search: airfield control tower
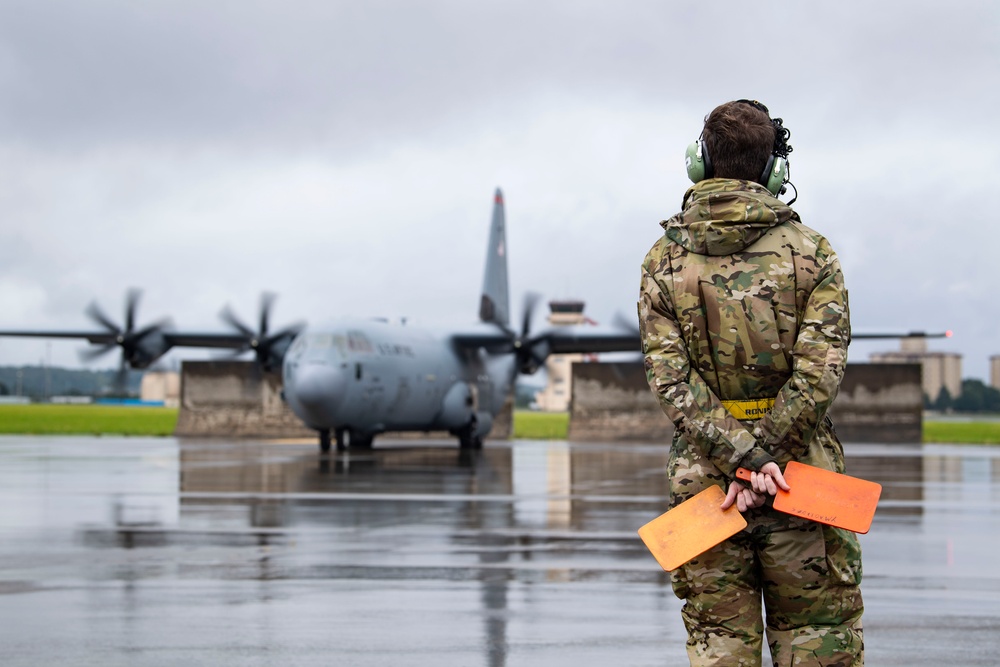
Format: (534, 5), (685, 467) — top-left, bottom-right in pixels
(534, 300), (594, 412)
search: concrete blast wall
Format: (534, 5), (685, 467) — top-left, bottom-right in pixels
(567, 362), (675, 442)
(827, 362), (923, 443)
(175, 360), (512, 440)
(568, 361), (923, 444)
(175, 361), (314, 438)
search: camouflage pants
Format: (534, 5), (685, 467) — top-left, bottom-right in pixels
(670, 518), (864, 666)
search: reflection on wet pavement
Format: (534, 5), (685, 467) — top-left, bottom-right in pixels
(1, 436), (999, 666)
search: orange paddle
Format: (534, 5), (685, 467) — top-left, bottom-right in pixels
(639, 462), (883, 572)
(637, 485), (747, 571)
(736, 461), (882, 534)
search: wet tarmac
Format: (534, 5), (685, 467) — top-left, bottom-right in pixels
(1, 435), (999, 666)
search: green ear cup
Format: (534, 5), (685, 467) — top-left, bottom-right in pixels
(688, 137), (787, 195)
(685, 140), (707, 183)
(764, 156), (788, 195)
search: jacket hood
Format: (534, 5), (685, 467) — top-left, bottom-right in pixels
(661, 179), (798, 256)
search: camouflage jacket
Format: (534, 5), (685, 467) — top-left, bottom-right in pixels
(639, 179), (850, 500)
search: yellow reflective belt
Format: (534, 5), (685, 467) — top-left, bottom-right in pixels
(721, 398), (775, 421)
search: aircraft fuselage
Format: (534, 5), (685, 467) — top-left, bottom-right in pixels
(282, 320), (514, 444)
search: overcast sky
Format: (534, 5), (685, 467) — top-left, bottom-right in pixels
(0, 1), (996, 380)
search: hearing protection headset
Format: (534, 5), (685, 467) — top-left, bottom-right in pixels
(685, 99), (793, 197)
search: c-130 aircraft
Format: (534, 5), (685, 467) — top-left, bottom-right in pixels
(279, 188), (641, 451)
(0, 189), (949, 452)
(0, 190), (637, 452)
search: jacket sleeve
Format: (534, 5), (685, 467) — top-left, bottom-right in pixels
(751, 250), (851, 463)
(639, 263), (776, 476)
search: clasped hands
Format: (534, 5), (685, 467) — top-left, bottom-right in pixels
(720, 462), (791, 513)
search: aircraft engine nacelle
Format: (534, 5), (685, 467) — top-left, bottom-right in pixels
(437, 382), (475, 430)
(127, 330), (173, 369)
(472, 411), (493, 437)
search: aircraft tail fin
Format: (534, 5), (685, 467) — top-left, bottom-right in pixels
(479, 188), (510, 327)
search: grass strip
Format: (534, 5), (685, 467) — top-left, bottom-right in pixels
(923, 420), (1000, 445)
(513, 410), (569, 439)
(0, 404), (179, 436)
(2, 405), (995, 444)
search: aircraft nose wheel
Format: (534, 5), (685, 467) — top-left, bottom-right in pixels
(337, 428), (373, 450)
(319, 429), (332, 454)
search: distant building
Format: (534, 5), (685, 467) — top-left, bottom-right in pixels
(141, 371), (180, 408)
(534, 300), (594, 412)
(869, 337), (961, 402)
(991, 355), (1000, 392)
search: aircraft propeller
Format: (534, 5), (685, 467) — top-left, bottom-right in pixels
(499, 292), (551, 375)
(219, 292), (305, 372)
(79, 289), (172, 393)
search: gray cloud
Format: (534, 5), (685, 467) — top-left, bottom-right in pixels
(0, 0), (996, 377)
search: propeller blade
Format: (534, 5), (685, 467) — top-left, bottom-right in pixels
(528, 336), (552, 368)
(85, 302), (120, 333)
(80, 289), (172, 371)
(259, 292), (276, 337)
(220, 293), (303, 371)
(266, 321), (306, 343)
(220, 306), (255, 338)
(133, 317), (173, 340)
(115, 354), (128, 396)
(124, 288), (141, 333)
(79, 343), (118, 362)
(520, 292), (541, 338)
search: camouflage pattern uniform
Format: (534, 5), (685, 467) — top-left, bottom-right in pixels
(639, 178), (864, 666)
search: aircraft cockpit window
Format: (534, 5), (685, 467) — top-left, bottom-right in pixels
(346, 331), (374, 354)
(308, 334), (336, 348)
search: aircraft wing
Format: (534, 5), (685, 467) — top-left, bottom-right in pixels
(853, 331), (952, 340)
(449, 325), (951, 356)
(449, 329), (515, 353)
(540, 328), (951, 350)
(0, 329), (123, 345)
(0, 329), (252, 350)
(161, 332), (253, 349)
(542, 327), (640, 354)
(450, 325), (640, 355)
(0, 327), (297, 370)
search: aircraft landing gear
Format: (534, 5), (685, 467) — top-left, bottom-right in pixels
(319, 429), (332, 454)
(337, 428), (373, 450)
(457, 419), (483, 450)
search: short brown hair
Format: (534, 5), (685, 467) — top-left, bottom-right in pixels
(703, 101), (775, 182)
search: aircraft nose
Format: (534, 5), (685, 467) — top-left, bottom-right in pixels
(287, 363), (348, 424)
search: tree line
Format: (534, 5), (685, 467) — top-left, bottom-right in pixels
(926, 379), (1000, 413)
